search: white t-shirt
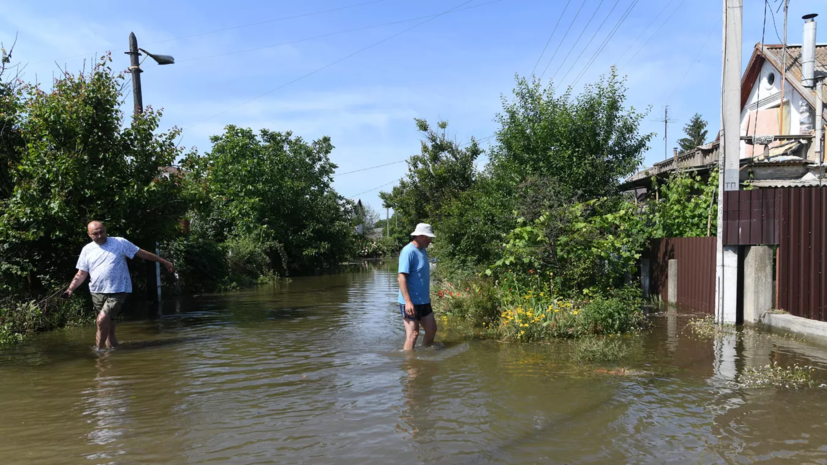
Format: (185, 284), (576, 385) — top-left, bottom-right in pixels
(76, 237), (140, 294)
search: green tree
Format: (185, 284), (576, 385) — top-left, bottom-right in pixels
(0, 56), (186, 297)
(379, 119), (482, 241)
(181, 126), (353, 273)
(677, 113), (709, 152)
(489, 69), (652, 200)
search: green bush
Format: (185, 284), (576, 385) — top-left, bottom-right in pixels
(226, 235), (275, 287)
(163, 237), (228, 293)
(582, 296), (646, 335)
(0, 295), (91, 345)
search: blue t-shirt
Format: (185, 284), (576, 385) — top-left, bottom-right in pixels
(398, 242), (430, 305)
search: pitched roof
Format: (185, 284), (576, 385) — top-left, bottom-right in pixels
(742, 43), (827, 121)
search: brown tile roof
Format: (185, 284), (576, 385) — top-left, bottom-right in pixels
(759, 43), (827, 111)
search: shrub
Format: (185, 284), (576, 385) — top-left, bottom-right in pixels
(582, 295), (646, 335)
(163, 237), (228, 293)
(226, 235), (275, 287)
(0, 295), (91, 345)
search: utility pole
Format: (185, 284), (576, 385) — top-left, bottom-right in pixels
(779, 0), (789, 134)
(126, 32), (160, 304)
(715, 0), (742, 325)
(386, 208), (390, 238)
(126, 32), (175, 304)
(654, 106), (675, 160)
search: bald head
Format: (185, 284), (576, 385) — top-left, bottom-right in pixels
(87, 221), (108, 245)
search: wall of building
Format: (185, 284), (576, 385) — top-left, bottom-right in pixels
(739, 61), (811, 159)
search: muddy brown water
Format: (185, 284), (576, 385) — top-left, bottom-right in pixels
(3, 262), (827, 464)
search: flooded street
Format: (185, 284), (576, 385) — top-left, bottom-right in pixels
(3, 263), (827, 464)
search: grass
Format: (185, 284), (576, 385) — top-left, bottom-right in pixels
(572, 337), (631, 362)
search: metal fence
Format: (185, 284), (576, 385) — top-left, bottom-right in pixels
(777, 187), (827, 320)
(644, 237), (717, 314)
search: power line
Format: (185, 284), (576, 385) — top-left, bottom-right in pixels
(619, 0), (686, 71)
(337, 160), (407, 176)
(182, 0), (478, 132)
(349, 178), (401, 198)
(570, 0), (639, 88)
(556, 0), (621, 86)
(766, 0), (783, 43)
(548, 0), (607, 83)
(176, 0), (507, 64)
(531, 0), (572, 76)
(614, 0), (676, 66)
(31, 0), (392, 65)
(665, 19), (720, 105)
(539, 0), (588, 79)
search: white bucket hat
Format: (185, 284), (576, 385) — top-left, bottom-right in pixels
(410, 223), (436, 238)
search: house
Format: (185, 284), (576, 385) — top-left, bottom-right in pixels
(623, 42), (827, 193)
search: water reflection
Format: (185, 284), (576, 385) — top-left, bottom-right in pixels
(3, 267), (827, 464)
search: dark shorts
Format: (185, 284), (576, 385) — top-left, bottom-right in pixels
(91, 293), (128, 320)
(399, 302), (433, 321)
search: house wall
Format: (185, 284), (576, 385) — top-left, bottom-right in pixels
(740, 61), (811, 159)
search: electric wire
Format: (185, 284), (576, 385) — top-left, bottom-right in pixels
(665, 19), (720, 105)
(748, 0), (769, 143)
(548, 0), (607, 83)
(181, 0), (477, 132)
(349, 178), (402, 198)
(766, 0), (783, 43)
(614, 0), (676, 67)
(176, 0), (507, 64)
(556, 0), (620, 86)
(538, 0), (588, 79)
(619, 0), (686, 71)
(530, 0), (572, 76)
(570, 0), (639, 87)
(31, 0), (393, 65)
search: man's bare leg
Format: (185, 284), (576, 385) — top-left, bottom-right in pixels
(96, 312), (110, 350)
(107, 320), (118, 348)
(420, 313), (437, 347)
(403, 318), (420, 351)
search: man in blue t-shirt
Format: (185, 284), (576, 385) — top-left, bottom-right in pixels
(398, 223), (437, 351)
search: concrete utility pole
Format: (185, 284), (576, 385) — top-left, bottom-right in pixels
(715, 0), (742, 325)
(126, 32), (175, 304)
(779, 0), (789, 134)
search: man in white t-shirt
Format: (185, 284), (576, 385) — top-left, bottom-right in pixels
(63, 221), (175, 350)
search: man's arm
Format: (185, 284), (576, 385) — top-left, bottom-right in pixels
(134, 249), (175, 273)
(398, 273), (414, 317)
(63, 270), (89, 298)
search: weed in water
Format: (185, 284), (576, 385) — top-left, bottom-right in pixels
(736, 362), (823, 389)
(573, 337), (631, 363)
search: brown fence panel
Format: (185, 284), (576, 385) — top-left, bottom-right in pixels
(722, 190), (779, 245)
(645, 237), (717, 314)
(777, 187), (826, 320)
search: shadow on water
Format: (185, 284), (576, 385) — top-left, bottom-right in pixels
(110, 335), (217, 352)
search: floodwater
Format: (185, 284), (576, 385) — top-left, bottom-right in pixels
(3, 262), (827, 464)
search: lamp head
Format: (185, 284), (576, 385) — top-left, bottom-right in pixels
(139, 48), (175, 65)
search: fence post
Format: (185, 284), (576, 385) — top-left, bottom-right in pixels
(743, 245), (774, 324)
(641, 258), (651, 299)
(668, 259), (678, 304)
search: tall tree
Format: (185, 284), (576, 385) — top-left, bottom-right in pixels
(489, 69), (652, 200)
(677, 113), (708, 152)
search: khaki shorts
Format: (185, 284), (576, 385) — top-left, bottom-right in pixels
(91, 293), (128, 320)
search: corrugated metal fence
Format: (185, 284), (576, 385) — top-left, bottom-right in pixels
(645, 237), (717, 314)
(777, 188), (827, 320)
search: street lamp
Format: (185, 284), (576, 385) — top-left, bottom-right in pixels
(125, 32), (175, 116)
(125, 31), (174, 303)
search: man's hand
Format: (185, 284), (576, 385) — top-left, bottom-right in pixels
(61, 290), (72, 300)
(162, 260), (175, 274)
(405, 301), (415, 317)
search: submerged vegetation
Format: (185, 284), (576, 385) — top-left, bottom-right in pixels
(736, 362), (821, 389)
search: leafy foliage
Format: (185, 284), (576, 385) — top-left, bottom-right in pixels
(489, 69), (652, 199)
(181, 126), (354, 274)
(650, 167), (718, 238)
(0, 56), (187, 297)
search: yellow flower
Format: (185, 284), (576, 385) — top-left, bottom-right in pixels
(573, 310), (579, 315)
(554, 309), (559, 313)
(540, 293), (544, 297)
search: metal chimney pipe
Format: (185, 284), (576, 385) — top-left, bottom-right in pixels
(802, 14), (818, 88)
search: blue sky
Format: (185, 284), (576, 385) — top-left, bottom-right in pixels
(1, 0), (823, 212)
